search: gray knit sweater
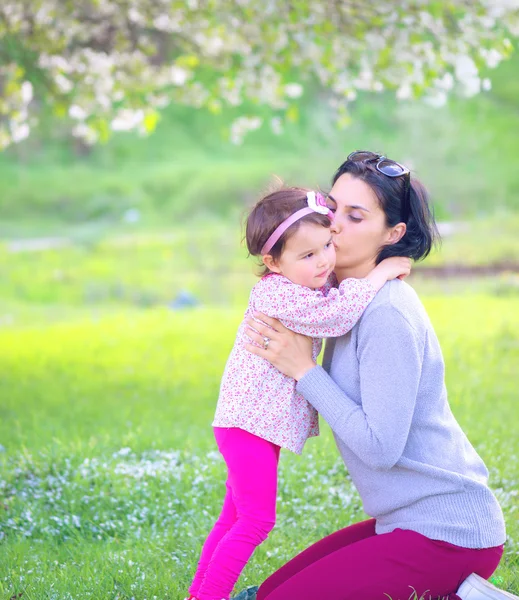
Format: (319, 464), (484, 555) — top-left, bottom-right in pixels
(297, 279), (506, 549)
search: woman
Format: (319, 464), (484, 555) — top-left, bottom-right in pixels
(244, 152), (511, 600)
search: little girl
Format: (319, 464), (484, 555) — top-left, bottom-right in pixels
(186, 187), (410, 600)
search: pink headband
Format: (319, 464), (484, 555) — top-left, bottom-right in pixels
(261, 191), (334, 255)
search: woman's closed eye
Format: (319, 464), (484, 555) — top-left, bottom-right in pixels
(349, 214), (362, 223)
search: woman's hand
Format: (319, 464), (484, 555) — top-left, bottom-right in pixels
(244, 312), (316, 381)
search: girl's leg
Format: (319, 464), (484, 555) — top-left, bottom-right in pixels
(197, 428), (280, 600)
(257, 519), (376, 600)
(188, 479), (237, 597)
(258, 527), (504, 600)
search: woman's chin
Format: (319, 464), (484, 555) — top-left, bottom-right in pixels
(333, 259), (352, 269)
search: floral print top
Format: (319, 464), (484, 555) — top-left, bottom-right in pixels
(212, 273), (377, 454)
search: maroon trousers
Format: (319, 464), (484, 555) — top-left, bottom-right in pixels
(257, 519), (503, 600)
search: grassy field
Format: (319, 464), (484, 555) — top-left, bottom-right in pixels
(2, 211), (519, 318)
(0, 296), (518, 599)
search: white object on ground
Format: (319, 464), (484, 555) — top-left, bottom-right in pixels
(457, 573), (519, 599)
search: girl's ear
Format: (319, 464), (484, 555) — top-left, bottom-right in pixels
(262, 254), (282, 274)
(386, 222), (407, 245)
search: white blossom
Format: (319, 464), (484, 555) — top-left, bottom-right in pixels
(21, 81), (33, 104)
(423, 90), (448, 108)
(284, 83), (304, 99)
(11, 122), (30, 143)
(230, 116), (262, 145)
(69, 105), (87, 120)
(0, 0), (517, 147)
(482, 78), (492, 91)
(170, 66), (189, 86)
(111, 109), (144, 131)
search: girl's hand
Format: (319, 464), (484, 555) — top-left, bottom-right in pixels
(366, 256), (412, 291)
(244, 312), (316, 381)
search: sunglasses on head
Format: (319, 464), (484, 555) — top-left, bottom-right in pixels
(347, 151), (411, 223)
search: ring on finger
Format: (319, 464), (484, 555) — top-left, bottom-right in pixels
(263, 336), (270, 350)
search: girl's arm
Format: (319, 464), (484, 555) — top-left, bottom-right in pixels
(252, 275), (377, 338)
(253, 257), (410, 338)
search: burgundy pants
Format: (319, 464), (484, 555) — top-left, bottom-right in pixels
(257, 519), (503, 600)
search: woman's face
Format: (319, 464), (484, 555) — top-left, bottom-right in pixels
(327, 173), (395, 273)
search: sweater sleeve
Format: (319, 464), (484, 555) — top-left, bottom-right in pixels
(296, 304), (425, 470)
(252, 275), (377, 338)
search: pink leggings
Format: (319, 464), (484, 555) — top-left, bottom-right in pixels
(257, 518), (504, 600)
(189, 427), (280, 600)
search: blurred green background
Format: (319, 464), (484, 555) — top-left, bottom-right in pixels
(2, 53), (519, 314)
(1, 43), (519, 600)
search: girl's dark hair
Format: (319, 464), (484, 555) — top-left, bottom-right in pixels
(246, 186), (332, 276)
(332, 157), (440, 263)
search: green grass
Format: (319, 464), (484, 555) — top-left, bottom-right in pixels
(0, 297), (518, 599)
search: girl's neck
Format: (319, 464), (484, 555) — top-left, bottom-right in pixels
(335, 262), (375, 283)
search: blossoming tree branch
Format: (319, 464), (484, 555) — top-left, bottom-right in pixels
(1, 0), (518, 148)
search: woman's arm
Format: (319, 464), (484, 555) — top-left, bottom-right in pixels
(245, 305), (425, 471)
(299, 305), (424, 470)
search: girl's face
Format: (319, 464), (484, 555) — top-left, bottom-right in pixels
(327, 174), (395, 273)
(265, 222), (336, 289)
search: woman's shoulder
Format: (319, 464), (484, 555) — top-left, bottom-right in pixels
(360, 279), (431, 336)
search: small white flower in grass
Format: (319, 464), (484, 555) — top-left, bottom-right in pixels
(206, 451), (222, 462)
(115, 447), (132, 457)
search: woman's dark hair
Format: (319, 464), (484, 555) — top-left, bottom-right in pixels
(246, 186), (332, 277)
(332, 156), (440, 263)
